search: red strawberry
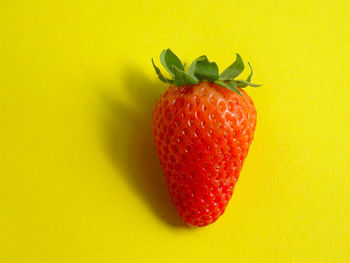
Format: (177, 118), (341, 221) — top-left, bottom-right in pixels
(152, 49), (261, 226)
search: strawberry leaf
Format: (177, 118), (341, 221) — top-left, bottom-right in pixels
(246, 62), (253, 82)
(237, 62), (254, 88)
(214, 80), (242, 96)
(173, 65), (199, 86)
(194, 60), (219, 82)
(236, 79), (261, 87)
(152, 58), (174, 84)
(152, 49), (262, 91)
(219, 53), (245, 80)
(160, 49), (184, 76)
(188, 55), (208, 78)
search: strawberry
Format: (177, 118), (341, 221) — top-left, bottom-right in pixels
(152, 49), (261, 226)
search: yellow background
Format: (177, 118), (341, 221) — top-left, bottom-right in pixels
(1, 0), (349, 262)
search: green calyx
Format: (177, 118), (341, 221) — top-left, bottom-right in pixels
(152, 49), (261, 96)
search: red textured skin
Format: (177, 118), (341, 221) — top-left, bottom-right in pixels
(152, 82), (257, 226)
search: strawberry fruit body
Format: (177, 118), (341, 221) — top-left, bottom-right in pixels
(152, 49), (261, 226)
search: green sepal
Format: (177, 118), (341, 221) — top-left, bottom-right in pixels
(160, 49), (184, 76)
(214, 80), (242, 96)
(219, 53), (245, 80)
(236, 79), (262, 88)
(152, 49), (261, 90)
(188, 55), (208, 78)
(194, 60), (219, 82)
(246, 62), (253, 82)
(236, 62), (257, 88)
(172, 65), (199, 86)
(151, 58), (174, 84)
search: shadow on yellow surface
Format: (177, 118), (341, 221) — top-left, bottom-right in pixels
(99, 67), (187, 228)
